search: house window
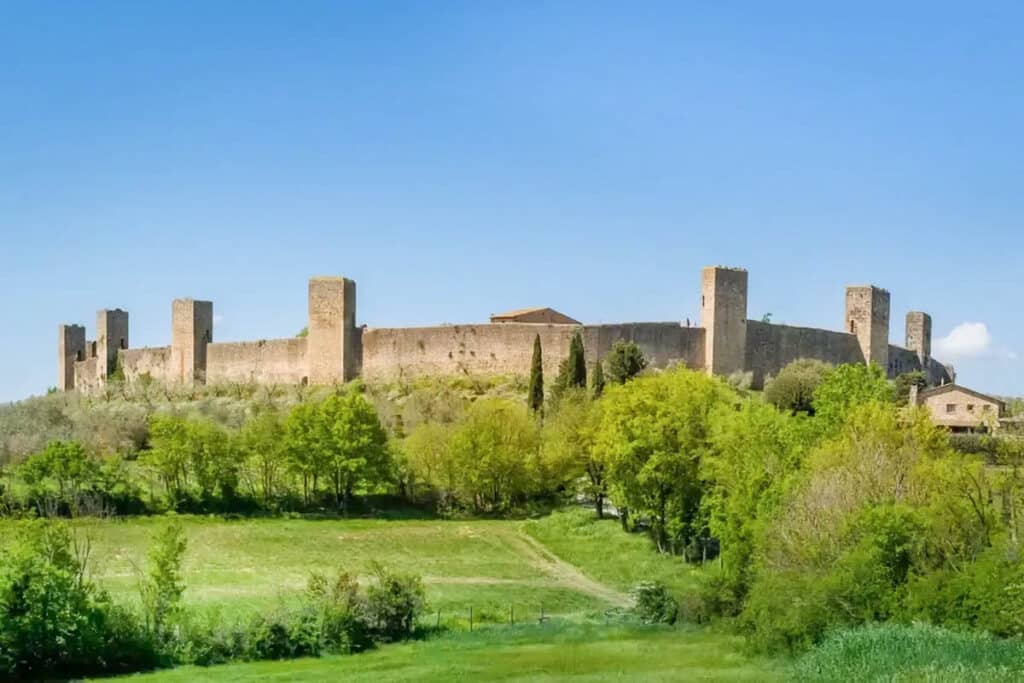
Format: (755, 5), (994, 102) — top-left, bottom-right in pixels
(849, 320), (856, 333)
(967, 404), (976, 413)
(946, 404), (956, 414)
(983, 405), (993, 412)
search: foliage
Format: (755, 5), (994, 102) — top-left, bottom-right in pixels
(527, 334), (544, 414)
(0, 520), (157, 679)
(740, 402), (1006, 651)
(631, 581), (678, 625)
(566, 331), (587, 390)
(541, 390), (605, 515)
(603, 341), (647, 385)
(140, 522), (188, 644)
(596, 367), (734, 553)
(894, 370), (927, 403)
(700, 401), (811, 613)
(763, 359), (832, 414)
(591, 359), (605, 398)
(363, 564), (426, 642)
(811, 362), (894, 433)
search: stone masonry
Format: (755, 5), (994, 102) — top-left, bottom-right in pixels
(58, 265), (955, 392)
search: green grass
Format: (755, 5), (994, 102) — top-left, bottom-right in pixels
(106, 622), (783, 682)
(17, 515), (618, 622)
(792, 622), (1024, 682)
(523, 507), (705, 599)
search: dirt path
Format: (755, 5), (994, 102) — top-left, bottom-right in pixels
(498, 528), (633, 609)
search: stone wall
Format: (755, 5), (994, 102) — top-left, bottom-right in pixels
(120, 346), (173, 383)
(361, 322), (704, 383)
(745, 320), (864, 388)
(206, 338), (309, 385)
(72, 357), (100, 392)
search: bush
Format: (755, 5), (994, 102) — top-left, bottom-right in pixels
(0, 520), (156, 679)
(764, 359), (832, 414)
(364, 564), (426, 642)
(604, 341), (648, 385)
(631, 581), (678, 625)
(246, 609), (322, 661)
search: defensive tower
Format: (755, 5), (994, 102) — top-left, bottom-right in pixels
(700, 266), (748, 377)
(845, 285), (890, 369)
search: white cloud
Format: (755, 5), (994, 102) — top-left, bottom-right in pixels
(934, 322), (993, 358)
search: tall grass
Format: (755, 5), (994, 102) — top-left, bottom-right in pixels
(792, 622), (1024, 682)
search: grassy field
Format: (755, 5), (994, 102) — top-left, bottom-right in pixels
(107, 623), (782, 682)
(4, 509), (786, 681)
(0, 508), (701, 624)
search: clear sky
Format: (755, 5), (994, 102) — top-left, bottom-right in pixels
(2, 2), (1022, 402)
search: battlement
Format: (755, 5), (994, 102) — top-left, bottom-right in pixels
(57, 266), (954, 392)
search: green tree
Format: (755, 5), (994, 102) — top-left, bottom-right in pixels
(895, 370), (927, 403)
(604, 341), (647, 384)
(566, 332), (587, 389)
(527, 334), (544, 414)
(541, 390), (606, 516)
(596, 367), (733, 552)
(448, 399), (541, 511)
(591, 360), (605, 398)
(763, 359), (833, 415)
(284, 401), (332, 504)
(701, 401), (810, 612)
(402, 422), (457, 504)
(19, 440), (98, 502)
(238, 410), (287, 503)
(812, 362), (895, 433)
(319, 392), (391, 513)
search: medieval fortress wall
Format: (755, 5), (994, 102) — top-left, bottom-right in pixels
(57, 266), (954, 393)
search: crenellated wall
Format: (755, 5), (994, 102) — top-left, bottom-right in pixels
(206, 338), (309, 385)
(56, 266), (957, 393)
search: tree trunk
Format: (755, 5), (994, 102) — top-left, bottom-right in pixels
(595, 493), (604, 519)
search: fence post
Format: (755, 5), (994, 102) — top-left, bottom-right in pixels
(539, 602), (544, 624)
(436, 609), (441, 629)
(469, 606), (473, 632)
(509, 604), (514, 625)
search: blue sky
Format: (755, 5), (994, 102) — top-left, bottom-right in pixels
(2, 2), (1022, 402)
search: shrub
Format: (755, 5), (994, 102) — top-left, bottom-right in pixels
(246, 609), (321, 661)
(364, 564), (426, 642)
(631, 581), (678, 625)
(764, 359), (832, 414)
(604, 341), (647, 385)
(0, 520), (156, 679)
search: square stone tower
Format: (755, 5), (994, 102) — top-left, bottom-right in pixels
(96, 308), (129, 379)
(308, 277), (357, 384)
(700, 266), (748, 377)
(845, 286), (890, 369)
(905, 311), (932, 367)
(58, 324), (86, 391)
(171, 298), (214, 384)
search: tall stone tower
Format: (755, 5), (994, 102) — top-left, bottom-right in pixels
(171, 298), (214, 384)
(905, 311), (932, 368)
(58, 324), (86, 391)
(700, 266), (748, 377)
(845, 286), (890, 369)
(96, 309), (129, 379)
(308, 277), (357, 384)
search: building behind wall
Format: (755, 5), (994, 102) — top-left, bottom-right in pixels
(57, 265), (955, 392)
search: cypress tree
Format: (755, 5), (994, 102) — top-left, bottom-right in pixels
(567, 331), (587, 389)
(528, 334), (544, 414)
(592, 360), (605, 398)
